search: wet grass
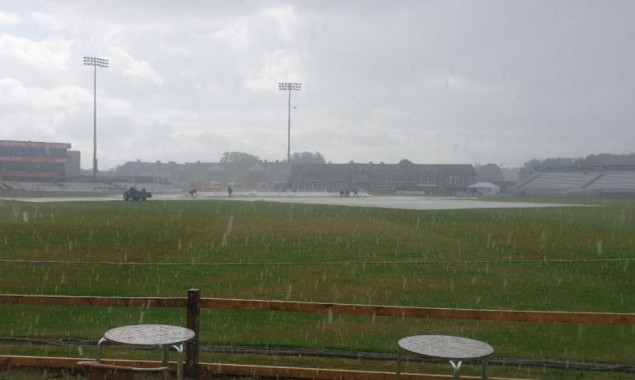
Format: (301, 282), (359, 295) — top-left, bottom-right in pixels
(0, 197), (633, 378)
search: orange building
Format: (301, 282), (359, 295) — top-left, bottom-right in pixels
(0, 140), (72, 182)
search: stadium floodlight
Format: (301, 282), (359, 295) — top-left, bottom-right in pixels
(83, 56), (109, 182)
(83, 56), (109, 68)
(278, 82), (301, 92)
(278, 82), (302, 187)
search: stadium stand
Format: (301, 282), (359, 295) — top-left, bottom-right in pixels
(59, 182), (119, 192)
(2, 181), (24, 190)
(513, 172), (599, 195)
(0, 181), (119, 192)
(512, 169), (635, 196)
(582, 171), (635, 194)
(0, 181), (184, 193)
(112, 183), (184, 193)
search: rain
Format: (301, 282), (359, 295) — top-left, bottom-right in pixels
(1, 1), (635, 380)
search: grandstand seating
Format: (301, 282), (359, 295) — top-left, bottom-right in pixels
(513, 172), (599, 194)
(0, 181), (119, 192)
(513, 170), (635, 195)
(112, 183), (184, 193)
(60, 182), (119, 192)
(0, 181), (184, 193)
(583, 172), (635, 193)
(2, 181), (21, 190)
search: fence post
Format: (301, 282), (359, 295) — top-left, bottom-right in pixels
(185, 288), (200, 378)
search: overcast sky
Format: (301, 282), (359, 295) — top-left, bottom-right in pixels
(1, 1), (634, 170)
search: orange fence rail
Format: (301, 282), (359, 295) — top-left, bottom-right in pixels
(2, 292), (633, 324)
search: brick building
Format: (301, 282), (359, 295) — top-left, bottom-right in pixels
(0, 140), (73, 182)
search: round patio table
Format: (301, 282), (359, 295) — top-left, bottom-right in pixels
(103, 324), (195, 346)
(397, 335), (494, 380)
(100, 324), (195, 380)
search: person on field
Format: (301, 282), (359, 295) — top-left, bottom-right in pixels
(228, 185), (233, 197)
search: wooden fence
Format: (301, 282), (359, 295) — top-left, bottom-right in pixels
(1, 290), (634, 380)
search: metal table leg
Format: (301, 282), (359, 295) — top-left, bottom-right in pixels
(481, 358), (488, 380)
(449, 360), (462, 380)
(162, 346), (170, 380)
(97, 337), (106, 361)
(172, 344), (185, 380)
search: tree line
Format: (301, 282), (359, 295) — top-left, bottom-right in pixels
(519, 153), (635, 179)
(220, 151), (326, 165)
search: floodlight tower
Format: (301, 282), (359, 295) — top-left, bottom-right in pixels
(83, 56), (109, 182)
(278, 82), (301, 186)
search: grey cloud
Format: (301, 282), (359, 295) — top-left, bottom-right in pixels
(2, 0), (634, 169)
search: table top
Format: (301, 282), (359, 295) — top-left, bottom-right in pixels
(103, 324), (195, 346)
(398, 335), (494, 361)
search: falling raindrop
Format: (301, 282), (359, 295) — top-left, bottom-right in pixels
(539, 231), (547, 251)
(285, 284), (293, 299)
(596, 240), (603, 255)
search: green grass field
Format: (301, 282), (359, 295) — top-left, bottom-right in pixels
(0, 197), (633, 379)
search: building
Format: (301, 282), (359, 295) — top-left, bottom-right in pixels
(114, 160), (181, 184)
(0, 140), (72, 182)
(65, 150), (82, 178)
(114, 160), (289, 190)
(291, 162), (476, 194)
(114, 160), (475, 194)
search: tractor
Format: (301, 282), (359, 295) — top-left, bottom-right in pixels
(123, 187), (152, 201)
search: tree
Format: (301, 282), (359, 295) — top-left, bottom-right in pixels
(220, 152), (260, 165)
(290, 151), (326, 164)
(518, 157), (584, 179)
(474, 163), (505, 182)
(518, 159), (542, 180)
(584, 153), (635, 166)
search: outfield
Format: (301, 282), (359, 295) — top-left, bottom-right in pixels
(0, 195), (633, 379)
